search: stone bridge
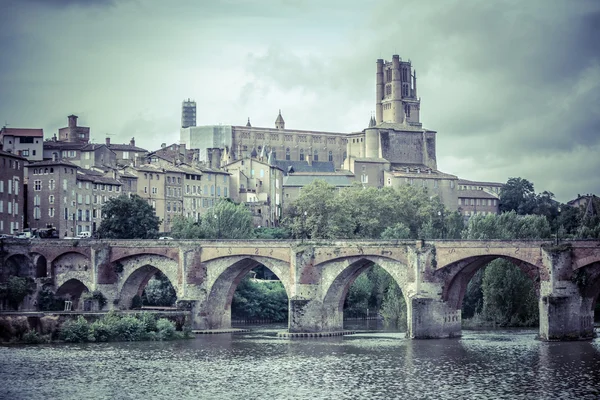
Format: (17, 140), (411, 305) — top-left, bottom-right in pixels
(2, 238), (600, 341)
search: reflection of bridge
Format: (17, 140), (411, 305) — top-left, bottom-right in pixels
(2, 239), (600, 341)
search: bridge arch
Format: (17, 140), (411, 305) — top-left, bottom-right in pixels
(318, 255), (410, 331)
(117, 254), (180, 309)
(1, 253), (32, 281)
(31, 253), (48, 278)
(56, 278), (90, 311)
(435, 254), (541, 310)
(52, 251), (92, 290)
(201, 255), (292, 329)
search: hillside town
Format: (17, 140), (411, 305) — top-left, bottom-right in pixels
(0, 55), (594, 238)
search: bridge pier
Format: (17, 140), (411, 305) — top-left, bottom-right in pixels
(407, 297), (461, 339)
(538, 246), (595, 341)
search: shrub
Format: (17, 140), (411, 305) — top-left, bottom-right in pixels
(90, 320), (113, 342)
(11, 317), (30, 340)
(39, 316), (59, 338)
(0, 318), (15, 342)
(137, 312), (157, 333)
(23, 330), (48, 344)
(84, 291), (108, 310)
(60, 316), (90, 343)
(37, 288), (64, 311)
(156, 318), (177, 340)
(113, 316), (145, 341)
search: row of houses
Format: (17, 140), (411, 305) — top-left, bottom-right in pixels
(1, 113), (510, 238)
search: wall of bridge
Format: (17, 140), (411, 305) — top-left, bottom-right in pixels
(1, 238), (600, 340)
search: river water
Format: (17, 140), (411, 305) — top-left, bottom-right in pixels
(1, 324), (600, 400)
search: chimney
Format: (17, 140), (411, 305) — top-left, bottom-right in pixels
(68, 115), (78, 128)
(106, 137), (111, 145)
(130, 137), (135, 147)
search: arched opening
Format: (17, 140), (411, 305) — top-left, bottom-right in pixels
(1, 254), (31, 281)
(204, 257), (291, 330)
(120, 265), (178, 309)
(343, 264), (405, 331)
(56, 279), (89, 311)
(570, 261), (600, 324)
(320, 257), (408, 332)
(231, 264), (288, 324)
(0, 254), (35, 310)
(34, 255), (48, 278)
(442, 255), (540, 328)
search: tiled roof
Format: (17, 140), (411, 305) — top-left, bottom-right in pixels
(458, 179), (504, 187)
(283, 174), (354, 187)
(458, 190), (499, 199)
(0, 149), (27, 160)
(1, 128), (44, 137)
(272, 160), (336, 175)
(28, 159), (79, 167)
(107, 143), (148, 152)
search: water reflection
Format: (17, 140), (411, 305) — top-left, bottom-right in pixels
(1, 325), (600, 400)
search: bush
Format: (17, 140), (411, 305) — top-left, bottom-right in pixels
(37, 288), (64, 311)
(84, 291), (108, 310)
(39, 316), (59, 338)
(23, 330), (48, 344)
(60, 316), (91, 343)
(156, 318), (177, 340)
(11, 317), (30, 340)
(113, 316), (145, 341)
(0, 318), (15, 342)
(137, 312), (157, 333)
(90, 320), (113, 342)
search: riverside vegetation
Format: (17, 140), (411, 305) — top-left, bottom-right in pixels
(0, 312), (190, 344)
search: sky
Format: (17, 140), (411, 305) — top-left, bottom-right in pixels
(1, 0), (599, 203)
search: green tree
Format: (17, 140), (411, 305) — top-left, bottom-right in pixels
(231, 275), (288, 321)
(0, 276), (35, 310)
(97, 195), (160, 239)
(202, 200), (254, 239)
(142, 272), (177, 307)
(170, 215), (204, 239)
(499, 177), (537, 214)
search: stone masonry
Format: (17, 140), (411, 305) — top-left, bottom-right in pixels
(2, 238), (600, 341)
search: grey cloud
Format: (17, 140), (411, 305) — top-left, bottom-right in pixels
(18, 0), (118, 7)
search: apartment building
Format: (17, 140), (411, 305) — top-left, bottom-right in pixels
(0, 150), (26, 235)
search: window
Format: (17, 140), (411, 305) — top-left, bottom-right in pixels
(21, 150), (29, 157)
(217, 187), (221, 197)
(285, 148), (290, 161)
(152, 187), (157, 194)
(63, 179), (68, 190)
(49, 208), (55, 217)
(13, 179), (19, 195)
(34, 206), (41, 220)
(34, 180), (42, 191)
(49, 179), (55, 190)
(314, 150), (318, 161)
(0, 200), (3, 212)
(0, 181), (3, 193)
(361, 174), (368, 184)
(328, 151), (333, 162)
(49, 195), (54, 204)
(299, 149), (305, 161)
(34, 195), (40, 206)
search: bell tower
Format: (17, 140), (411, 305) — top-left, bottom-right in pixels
(375, 55), (420, 126)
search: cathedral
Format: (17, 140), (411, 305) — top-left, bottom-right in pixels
(180, 55), (501, 214)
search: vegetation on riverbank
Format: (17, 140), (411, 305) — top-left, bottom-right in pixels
(0, 312), (190, 344)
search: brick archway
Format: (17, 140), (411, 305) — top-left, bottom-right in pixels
(200, 255), (292, 330)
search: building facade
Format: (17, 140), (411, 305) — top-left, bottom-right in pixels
(0, 127), (44, 161)
(0, 150), (26, 235)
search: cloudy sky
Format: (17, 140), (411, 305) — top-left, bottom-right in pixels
(1, 0), (599, 202)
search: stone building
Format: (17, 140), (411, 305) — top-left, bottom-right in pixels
(0, 150), (26, 235)
(0, 127), (44, 161)
(27, 160), (123, 236)
(43, 115), (147, 169)
(457, 179), (502, 217)
(223, 157), (284, 227)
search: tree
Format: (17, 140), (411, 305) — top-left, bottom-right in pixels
(170, 215), (204, 239)
(142, 272), (177, 307)
(499, 177), (537, 214)
(202, 200), (254, 239)
(97, 195), (160, 239)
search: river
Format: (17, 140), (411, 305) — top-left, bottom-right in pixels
(1, 324), (600, 399)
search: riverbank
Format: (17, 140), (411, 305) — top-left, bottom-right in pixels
(0, 310), (191, 344)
